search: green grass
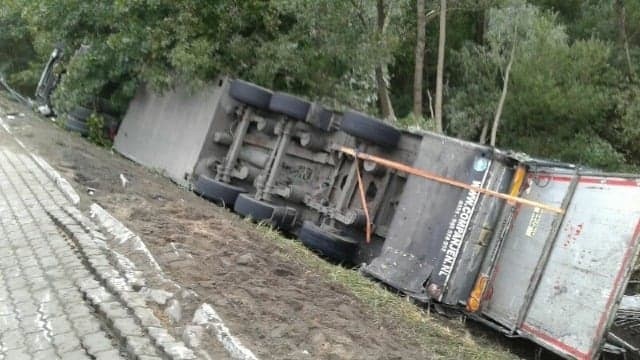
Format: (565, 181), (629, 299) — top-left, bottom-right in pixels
(254, 222), (518, 360)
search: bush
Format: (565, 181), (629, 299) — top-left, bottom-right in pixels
(86, 113), (112, 148)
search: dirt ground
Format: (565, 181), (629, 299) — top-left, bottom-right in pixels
(0, 95), (550, 359)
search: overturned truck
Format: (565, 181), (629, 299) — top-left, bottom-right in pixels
(114, 78), (640, 359)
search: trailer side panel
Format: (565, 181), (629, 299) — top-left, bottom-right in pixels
(482, 172), (640, 359)
(520, 176), (640, 359)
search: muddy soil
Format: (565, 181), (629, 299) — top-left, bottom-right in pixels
(0, 96), (548, 359)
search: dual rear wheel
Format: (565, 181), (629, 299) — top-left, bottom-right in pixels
(199, 79), (403, 263)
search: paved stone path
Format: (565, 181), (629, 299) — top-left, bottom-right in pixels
(0, 135), (195, 359)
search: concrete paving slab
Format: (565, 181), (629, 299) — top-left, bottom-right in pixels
(0, 130), (194, 359)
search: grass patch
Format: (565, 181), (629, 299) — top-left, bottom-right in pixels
(254, 223), (518, 360)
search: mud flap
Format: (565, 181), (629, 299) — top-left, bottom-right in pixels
(363, 251), (434, 301)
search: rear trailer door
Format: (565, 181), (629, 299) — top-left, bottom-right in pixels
(114, 80), (228, 186)
(481, 168), (640, 359)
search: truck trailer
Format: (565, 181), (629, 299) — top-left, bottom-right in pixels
(114, 78), (640, 359)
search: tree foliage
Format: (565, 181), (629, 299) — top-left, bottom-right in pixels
(0, 0), (639, 170)
(448, 0), (637, 170)
(0, 0), (38, 93)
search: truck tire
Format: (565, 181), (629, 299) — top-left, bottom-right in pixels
(65, 116), (89, 136)
(341, 110), (401, 148)
(194, 175), (245, 207)
(234, 194), (296, 229)
(68, 106), (92, 122)
(268, 92), (311, 121)
(299, 221), (358, 263)
(229, 79), (273, 110)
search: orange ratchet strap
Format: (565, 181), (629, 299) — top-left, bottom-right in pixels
(340, 146), (564, 215)
(353, 154), (373, 243)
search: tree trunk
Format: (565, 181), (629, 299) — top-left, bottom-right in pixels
(426, 88), (435, 120)
(376, 66), (396, 121)
(479, 120), (489, 144)
(615, 0), (635, 81)
(376, 0), (396, 122)
(434, 0), (447, 133)
(490, 42), (516, 147)
(413, 0), (427, 117)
